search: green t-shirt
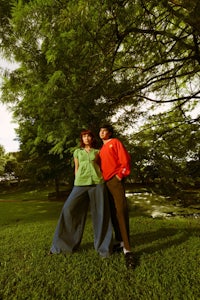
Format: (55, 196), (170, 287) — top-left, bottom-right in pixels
(73, 148), (104, 186)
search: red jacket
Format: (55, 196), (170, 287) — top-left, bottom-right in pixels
(99, 138), (131, 181)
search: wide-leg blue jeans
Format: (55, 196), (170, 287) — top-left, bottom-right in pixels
(50, 184), (113, 257)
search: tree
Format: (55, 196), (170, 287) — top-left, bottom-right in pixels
(17, 142), (74, 196)
(0, 147), (18, 184)
(0, 0), (199, 194)
(0, 145), (6, 175)
(2, 0), (199, 129)
(4, 152), (18, 179)
(128, 106), (200, 195)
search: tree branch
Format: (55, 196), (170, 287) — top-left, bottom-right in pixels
(137, 91), (200, 104)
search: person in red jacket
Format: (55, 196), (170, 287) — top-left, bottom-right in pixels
(99, 124), (135, 269)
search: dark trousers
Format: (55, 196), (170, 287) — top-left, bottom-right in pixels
(106, 176), (130, 251)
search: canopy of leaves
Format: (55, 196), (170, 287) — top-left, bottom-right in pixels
(0, 0), (199, 194)
(128, 108), (200, 195)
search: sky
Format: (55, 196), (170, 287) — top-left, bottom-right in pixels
(0, 58), (20, 153)
(0, 103), (19, 153)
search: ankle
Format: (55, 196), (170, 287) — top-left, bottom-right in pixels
(123, 248), (131, 254)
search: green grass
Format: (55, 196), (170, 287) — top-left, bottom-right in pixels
(0, 191), (200, 300)
(0, 187), (52, 202)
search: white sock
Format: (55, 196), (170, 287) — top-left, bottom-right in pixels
(123, 248), (131, 254)
(120, 241), (124, 247)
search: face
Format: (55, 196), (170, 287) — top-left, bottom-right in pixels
(82, 134), (92, 146)
(99, 128), (111, 140)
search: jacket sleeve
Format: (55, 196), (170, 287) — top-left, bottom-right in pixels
(116, 140), (131, 179)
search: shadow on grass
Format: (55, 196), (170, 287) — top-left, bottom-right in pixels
(131, 227), (200, 258)
(75, 242), (95, 252)
(67, 227), (200, 260)
(0, 201), (64, 226)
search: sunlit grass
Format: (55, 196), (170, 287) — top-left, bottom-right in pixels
(0, 191), (200, 300)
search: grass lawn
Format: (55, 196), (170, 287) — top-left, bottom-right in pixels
(0, 190), (200, 300)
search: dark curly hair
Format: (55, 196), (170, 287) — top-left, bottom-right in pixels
(99, 124), (114, 137)
(80, 129), (97, 148)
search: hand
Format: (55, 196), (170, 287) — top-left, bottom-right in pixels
(115, 175), (122, 181)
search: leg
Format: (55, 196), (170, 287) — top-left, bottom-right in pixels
(106, 177), (130, 251)
(89, 184), (113, 257)
(107, 188), (122, 242)
(50, 186), (90, 254)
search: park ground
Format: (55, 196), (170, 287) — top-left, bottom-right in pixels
(0, 188), (200, 300)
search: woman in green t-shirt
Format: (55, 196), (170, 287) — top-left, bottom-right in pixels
(49, 129), (113, 257)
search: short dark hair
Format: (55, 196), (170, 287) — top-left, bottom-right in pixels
(80, 129), (97, 148)
(100, 124), (114, 137)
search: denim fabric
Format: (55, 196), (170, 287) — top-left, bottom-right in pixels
(50, 184), (113, 257)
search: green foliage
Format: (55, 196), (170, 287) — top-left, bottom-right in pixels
(0, 146), (18, 178)
(2, 0), (200, 137)
(128, 107), (200, 195)
(0, 0), (200, 194)
(0, 145), (6, 175)
(0, 198), (200, 299)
